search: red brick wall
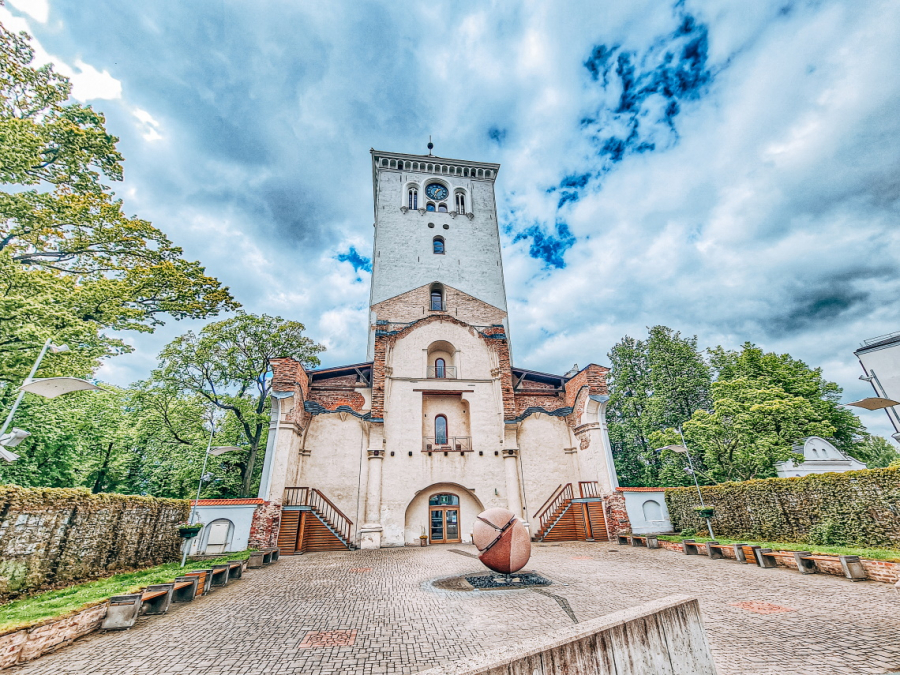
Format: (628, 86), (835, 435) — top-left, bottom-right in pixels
(513, 392), (567, 415)
(372, 283), (507, 327)
(604, 492), (631, 539)
(308, 389), (366, 411)
(249, 502), (281, 549)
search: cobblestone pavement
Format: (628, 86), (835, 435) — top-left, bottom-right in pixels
(17, 542), (900, 675)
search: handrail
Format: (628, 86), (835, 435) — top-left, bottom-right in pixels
(283, 487), (309, 506)
(534, 483), (573, 534)
(579, 481), (600, 498)
(422, 437), (471, 452)
(282, 487), (352, 544)
(533, 484), (564, 519)
(309, 488), (352, 543)
(426, 366), (457, 379)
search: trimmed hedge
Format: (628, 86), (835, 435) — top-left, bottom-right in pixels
(0, 485), (190, 601)
(664, 468), (900, 548)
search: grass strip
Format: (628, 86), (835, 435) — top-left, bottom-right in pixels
(655, 535), (900, 562)
(0, 550), (253, 634)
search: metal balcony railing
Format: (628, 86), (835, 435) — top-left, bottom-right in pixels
(426, 366), (457, 379)
(422, 436), (471, 453)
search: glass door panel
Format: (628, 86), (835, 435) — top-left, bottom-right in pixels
(445, 509), (459, 541)
(430, 508), (444, 542)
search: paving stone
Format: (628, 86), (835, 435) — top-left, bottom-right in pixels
(13, 542), (900, 674)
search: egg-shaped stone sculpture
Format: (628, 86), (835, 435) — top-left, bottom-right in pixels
(472, 507), (531, 574)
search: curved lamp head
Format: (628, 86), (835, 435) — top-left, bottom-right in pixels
(845, 397), (900, 411)
(659, 444), (689, 454)
(209, 446), (242, 456)
(19, 377), (102, 399)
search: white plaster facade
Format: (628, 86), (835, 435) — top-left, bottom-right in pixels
(775, 436), (867, 477)
(252, 149), (618, 550)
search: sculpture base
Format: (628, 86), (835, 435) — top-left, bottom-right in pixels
(464, 572), (551, 589)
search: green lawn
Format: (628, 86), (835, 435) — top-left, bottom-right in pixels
(0, 550), (253, 634)
(655, 535), (900, 562)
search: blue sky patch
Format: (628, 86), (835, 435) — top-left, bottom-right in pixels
(513, 222), (576, 269)
(336, 246), (372, 274)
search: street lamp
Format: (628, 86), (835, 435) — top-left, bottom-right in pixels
(844, 397), (900, 443)
(0, 339), (102, 462)
(657, 429), (715, 539)
(180, 412), (241, 566)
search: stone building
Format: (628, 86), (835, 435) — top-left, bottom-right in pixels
(249, 148), (621, 553)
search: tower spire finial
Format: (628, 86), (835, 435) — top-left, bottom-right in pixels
(427, 135), (434, 156)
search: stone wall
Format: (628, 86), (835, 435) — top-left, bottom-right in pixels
(0, 486), (189, 601)
(415, 595), (716, 675)
(603, 491), (631, 539)
(248, 501), (281, 549)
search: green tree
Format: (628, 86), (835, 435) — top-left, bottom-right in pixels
(0, 21), (238, 334)
(709, 343), (864, 452)
(152, 312), (325, 496)
(849, 435), (900, 469)
(678, 378), (835, 482)
(607, 326), (711, 486)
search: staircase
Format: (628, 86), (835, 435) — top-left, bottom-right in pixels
(532, 482), (608, 542)
(278, 487), (354, 554)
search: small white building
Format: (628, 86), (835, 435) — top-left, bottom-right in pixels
(186, 499), (262, 555)
(618, 488), (673, 534)
(775, 436), (866, 478)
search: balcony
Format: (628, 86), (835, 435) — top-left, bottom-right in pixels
(426, 366), (457, 379)
(423, 436), (472, 453)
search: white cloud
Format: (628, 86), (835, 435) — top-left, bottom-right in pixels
(68, 59), (121, 101)
(7, 0), (48, 23)
(132, 108), (162, 142)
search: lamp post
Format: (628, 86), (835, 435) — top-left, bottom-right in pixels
(0, 339), (102, 461)
(657, 430), (715, 539)
(180, 411), (241, 567)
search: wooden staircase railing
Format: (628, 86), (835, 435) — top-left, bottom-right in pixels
(282, 487), (353, 548)
(579, 481), (600, 498)
(533, 483), (574, 538)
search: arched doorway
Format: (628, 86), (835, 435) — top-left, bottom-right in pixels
(403, 482), (485, 545)
(428, 493), (460, 544)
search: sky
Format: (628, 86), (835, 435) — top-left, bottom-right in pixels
(5, 0), (900, 440)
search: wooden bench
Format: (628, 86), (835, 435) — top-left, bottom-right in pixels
(140, 584), (175, 615)
(705, 542), (731, 559)
(227, 561), (243, 581)
(210, 565), (230, 588)
(681, 539), (702, 555)
(183, 569), (212, 595)
(734, 544), (759, 563)
(101, 594), (143, 630)
(756, 549), (799, 569)
(172, 577), (199, 603)
(629, 535), (659, 549)
(616, 534), (630, 546)
(248, 551), (265, 568)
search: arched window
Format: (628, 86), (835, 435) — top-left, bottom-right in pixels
(408, 188), (418, 210)
(429, 493), (459, 506)
(435, 415), (448, 444)
(431, 289), (443, 310)
(433, 236), (445, 255)
(438, 203), (448, 212)
(434, 358), (446, 378)
(426, 202), (436, 212)
(455, 192), (465, 214)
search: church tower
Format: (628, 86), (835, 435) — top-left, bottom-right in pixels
(367, 148), (509, 359)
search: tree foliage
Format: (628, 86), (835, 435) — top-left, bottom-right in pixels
(151, 312), (325, 496)
(608, 330), (869, 486)
(0, 20), (238, 336)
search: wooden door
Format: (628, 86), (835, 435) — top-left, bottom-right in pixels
(429, 507), (460, 544)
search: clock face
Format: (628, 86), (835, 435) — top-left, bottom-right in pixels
(425, 183), (449, 201)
